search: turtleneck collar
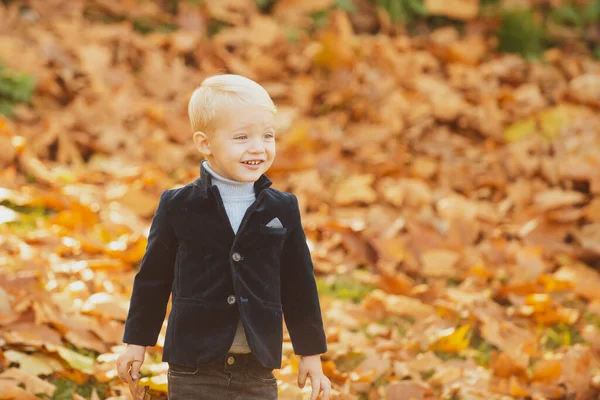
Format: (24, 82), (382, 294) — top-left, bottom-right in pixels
(201, 159), (255, 198)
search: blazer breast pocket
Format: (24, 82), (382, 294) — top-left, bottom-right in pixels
(259, 224), (287, 235)
(257, 223), (288, 260)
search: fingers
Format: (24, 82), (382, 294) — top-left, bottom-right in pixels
(297, 364), (308, 388)
(308, 376), (331, 400)
(321, 377), (331, 400)
(117, 357), (142, 382)
(129, 359), (143, 380)
(310, 377), (320, 400)
(117, 357), (130, 382)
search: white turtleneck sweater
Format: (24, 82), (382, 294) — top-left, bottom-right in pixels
(202, 159), (253, 354)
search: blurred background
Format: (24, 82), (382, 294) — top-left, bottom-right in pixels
(1, 0), (600, 399)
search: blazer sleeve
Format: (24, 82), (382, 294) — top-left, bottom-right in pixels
(280, 193), (327, 356)
(122, 189), (177, 346)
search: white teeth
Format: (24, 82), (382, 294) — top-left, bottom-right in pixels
(244, 161), (261, 165)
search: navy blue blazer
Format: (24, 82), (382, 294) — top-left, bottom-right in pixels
(122, 161), (327, 369)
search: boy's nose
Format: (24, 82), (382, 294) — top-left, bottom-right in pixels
(247, 144), (266, 154)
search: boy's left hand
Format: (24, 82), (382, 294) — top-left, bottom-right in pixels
(297, 354), (331, 400)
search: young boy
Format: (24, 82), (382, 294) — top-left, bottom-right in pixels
(117, 74), (331, 400)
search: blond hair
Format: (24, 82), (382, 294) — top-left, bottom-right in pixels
(188, 74), (277, 134)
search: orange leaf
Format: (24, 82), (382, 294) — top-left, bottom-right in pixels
(532, 359), (562, 382)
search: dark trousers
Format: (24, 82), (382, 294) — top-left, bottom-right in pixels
(167, 352), (278, 399)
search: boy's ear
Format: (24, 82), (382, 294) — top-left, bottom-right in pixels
(193, 131), (211, 156)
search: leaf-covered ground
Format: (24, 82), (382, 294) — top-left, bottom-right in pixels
(1, 0), (600, 399)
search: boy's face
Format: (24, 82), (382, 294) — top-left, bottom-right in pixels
(194, 104), (276, 183)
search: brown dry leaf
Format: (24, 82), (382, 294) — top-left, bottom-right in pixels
(2, 351), (64, 376)
(424, 0), (478, 20)
(583, 198), (600, 222)
(117, 187), (162, 218)
(420, 249), (461, 278)
(554, 262), (600, 301)
(363, 289), (436, 319)
(0, 368), (56, 397)
(567, 74), (600, 107)
(448, 35), (487, 65)
(355, 349), (391, 381)
(560, 345), (594, 395)
(414, 76), (466, 121)
(385, 380), (436, 400)
(533, 189), (587, 212)
(491, 352), (526, 379)
(273, 0), (334, 16)
(428, 365), (463, 387)
(126, 359), (151, 400)
(80, 292), (129, 321)
(2, 322), (64, 349)
(572, 223), (600, 256)
(334, 175), (377, 206)
(0, 382), (41, 400)
(479, 316), (538, 368)
(375, 270), (415, 295)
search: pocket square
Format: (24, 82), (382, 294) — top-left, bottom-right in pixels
(265, 217), (283, 228)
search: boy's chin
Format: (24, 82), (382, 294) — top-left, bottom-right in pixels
(235, 166), (266, 181)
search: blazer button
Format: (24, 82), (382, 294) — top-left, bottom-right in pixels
(227, 295), (236, 305)
(232, 252), (241, 262)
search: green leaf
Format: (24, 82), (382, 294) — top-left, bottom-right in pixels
(0, 63), (36, 117)
(55, 346), (95, 375)
(541, 322), (587, 351)
(316, 275), (375, 303)
(133, 18), (178, 34)
(584, 0), (600, 23)
(405, 0), (427, 16)
(497, 9), (546, 60)
(310, 10), (330, 28)
(51, 379), (75, 400)
(256, 0), (276, 12)
(388, 0), (407, 22)
(207, 19), (231, 36)
(336, 0), (356, 12)
(550, 3), (585, 28)
(420, 368), (436, 380)
(284, 27), (300, 43)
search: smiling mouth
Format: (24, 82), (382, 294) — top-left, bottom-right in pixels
(241, 161), (264, 165)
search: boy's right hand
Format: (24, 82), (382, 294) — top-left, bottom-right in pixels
(117, 344), (146, 382)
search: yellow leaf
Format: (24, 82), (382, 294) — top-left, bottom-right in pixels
(538, 274), (574, 292)
(140, 374), (168, 393)
(503, 118), (536, 142)
(313, 31), (355, 71)
(525, 293), (551, 313)
(538, 105), (569, 140)
(431, 324), (470, 353)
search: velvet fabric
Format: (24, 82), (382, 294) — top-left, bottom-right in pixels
(122, 161), (327, 369)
